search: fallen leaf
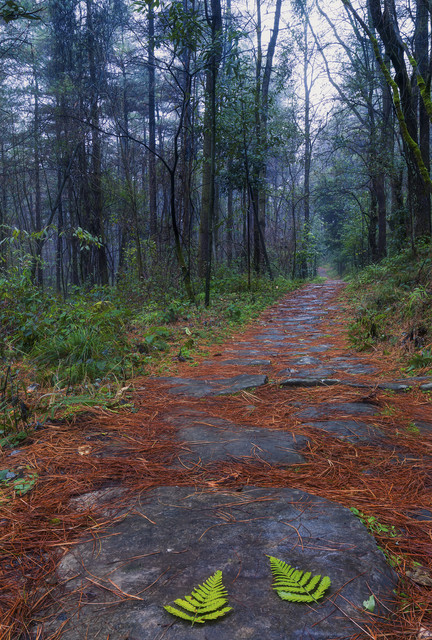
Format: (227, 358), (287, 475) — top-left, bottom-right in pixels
(418, 626), (432, 639)
(78, 445), (92, 456)
(114, 385), (131, 401)
(363, 594), (375, 612)
(406, 566), (432, 587)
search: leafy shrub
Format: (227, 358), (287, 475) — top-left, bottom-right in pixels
(407, 349), (432, 371)
(347, 241), (432, 357)
(160, 300), (190, 324)
(0, 365), (30, 440)
(139, 327), (172, 353)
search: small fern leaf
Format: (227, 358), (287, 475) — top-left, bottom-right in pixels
(268, 556), (331, 604)
(164, 605), (201, 623)
(164, 570), (232, 625)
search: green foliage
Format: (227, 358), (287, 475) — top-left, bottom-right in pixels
(164, 570), (232, 625)
(0, 252), (303, 395)
(406, 349), (432, 371)
(27, 299), (132, 385)
(72, 227), (103, 251)
(348, 309), (388, 350)
(350, 508), (400, 538)
(268, 556), (331, 603)
(160, 301), (190, 324)
(363, 594), (375, 612)
(0, 365), (30, 441)
(0, 263), (136, 385)
(346, 241), (432, 359)
(0, 0), (42, 23)
(225, 303), (243, 322)
(140, 327), (172, 354)
(0, 430), (28, 448)
(0, 466), (38, 496)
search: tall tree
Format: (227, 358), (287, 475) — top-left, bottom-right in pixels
(198, 0), (222, 305)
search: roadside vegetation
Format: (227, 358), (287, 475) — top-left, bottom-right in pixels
(345, 240), (432, 372)
(0, 259), (304, 451)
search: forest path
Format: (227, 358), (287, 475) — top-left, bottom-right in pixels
(27, 280), (432, 640)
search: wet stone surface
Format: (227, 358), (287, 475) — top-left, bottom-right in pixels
(378, 382), (412, 392)
(278, 367), (337, 378)
(306, 420), (384, 443)
(204, 358), (271, 367)
(307, 344), (333, 353)
(280, 377), (341, 388)
(291, 356), (322, 366)
(165, 410), (307, 466)
(159, 374), (268, 397)
(328, 358), (377, 375)
(410, 508), (432, 521)
(297, 402), (378, 420)
(414, 421), (432, 434)
(225, 349), (263, 357)
(36, 487), (397, 640)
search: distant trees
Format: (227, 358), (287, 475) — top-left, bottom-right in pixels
(342, 0), (432, 242)
(0, 0), (431, 295)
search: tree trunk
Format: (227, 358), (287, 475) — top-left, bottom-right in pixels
(198, 0), (222, 305)
(414, 0), (431, 236)
(86, 0), (109, 285)
(32, 50), (43, 287)
(368, 0), (431, 237)
(148, 5), (157, 242)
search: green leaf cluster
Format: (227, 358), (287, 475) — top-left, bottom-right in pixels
(165, 559), (333, 627)
(0, 0), (42, 23)
(350, 508), (400, 538)
(164, 570), (232, 624)
(0, 466), (38, 496)
(346, 241), (432, 357)
(268, 556), (331, 603)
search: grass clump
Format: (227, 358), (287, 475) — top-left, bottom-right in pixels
(346, 240), (432, 369)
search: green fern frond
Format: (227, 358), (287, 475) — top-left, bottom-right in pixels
(268, 556), (331, 603)
(164, 570), (232, 624)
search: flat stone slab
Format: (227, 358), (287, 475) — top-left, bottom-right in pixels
(254, 333), (289, 341)
(280, 378), (341, 388)
(35, 487), (396, 640)
(328, 358), (376, 375)
(226, 350), (263, 357)
(166, 410), (307, 466)
(307, 420), (384, 443)
(292, 356), (322, 366)
(204, 359), (271, 367)
(307, 344), (333, 353)
(378, 382), (412, 392)
(279, 367), (337, 378)
(297, 402), (378, 420)
(410, 508), (432, 521)
(414, 421), (432, 434)
(159, 374), (268, 397)
(282, 315), (321, 322)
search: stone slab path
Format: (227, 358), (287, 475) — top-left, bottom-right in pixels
(32, 280), (432, 640)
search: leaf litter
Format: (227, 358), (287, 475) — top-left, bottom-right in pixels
(1, 283), (432, 640)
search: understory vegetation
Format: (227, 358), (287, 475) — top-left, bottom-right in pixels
(0, 260), (303, 448)
(346, 240), (432, 371)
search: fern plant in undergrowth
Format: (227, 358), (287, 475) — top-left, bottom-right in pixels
(164, 570), (232, 625)
(268, 556), (331, 603)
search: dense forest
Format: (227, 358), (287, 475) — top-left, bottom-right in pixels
(1, 0), (431, 293)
